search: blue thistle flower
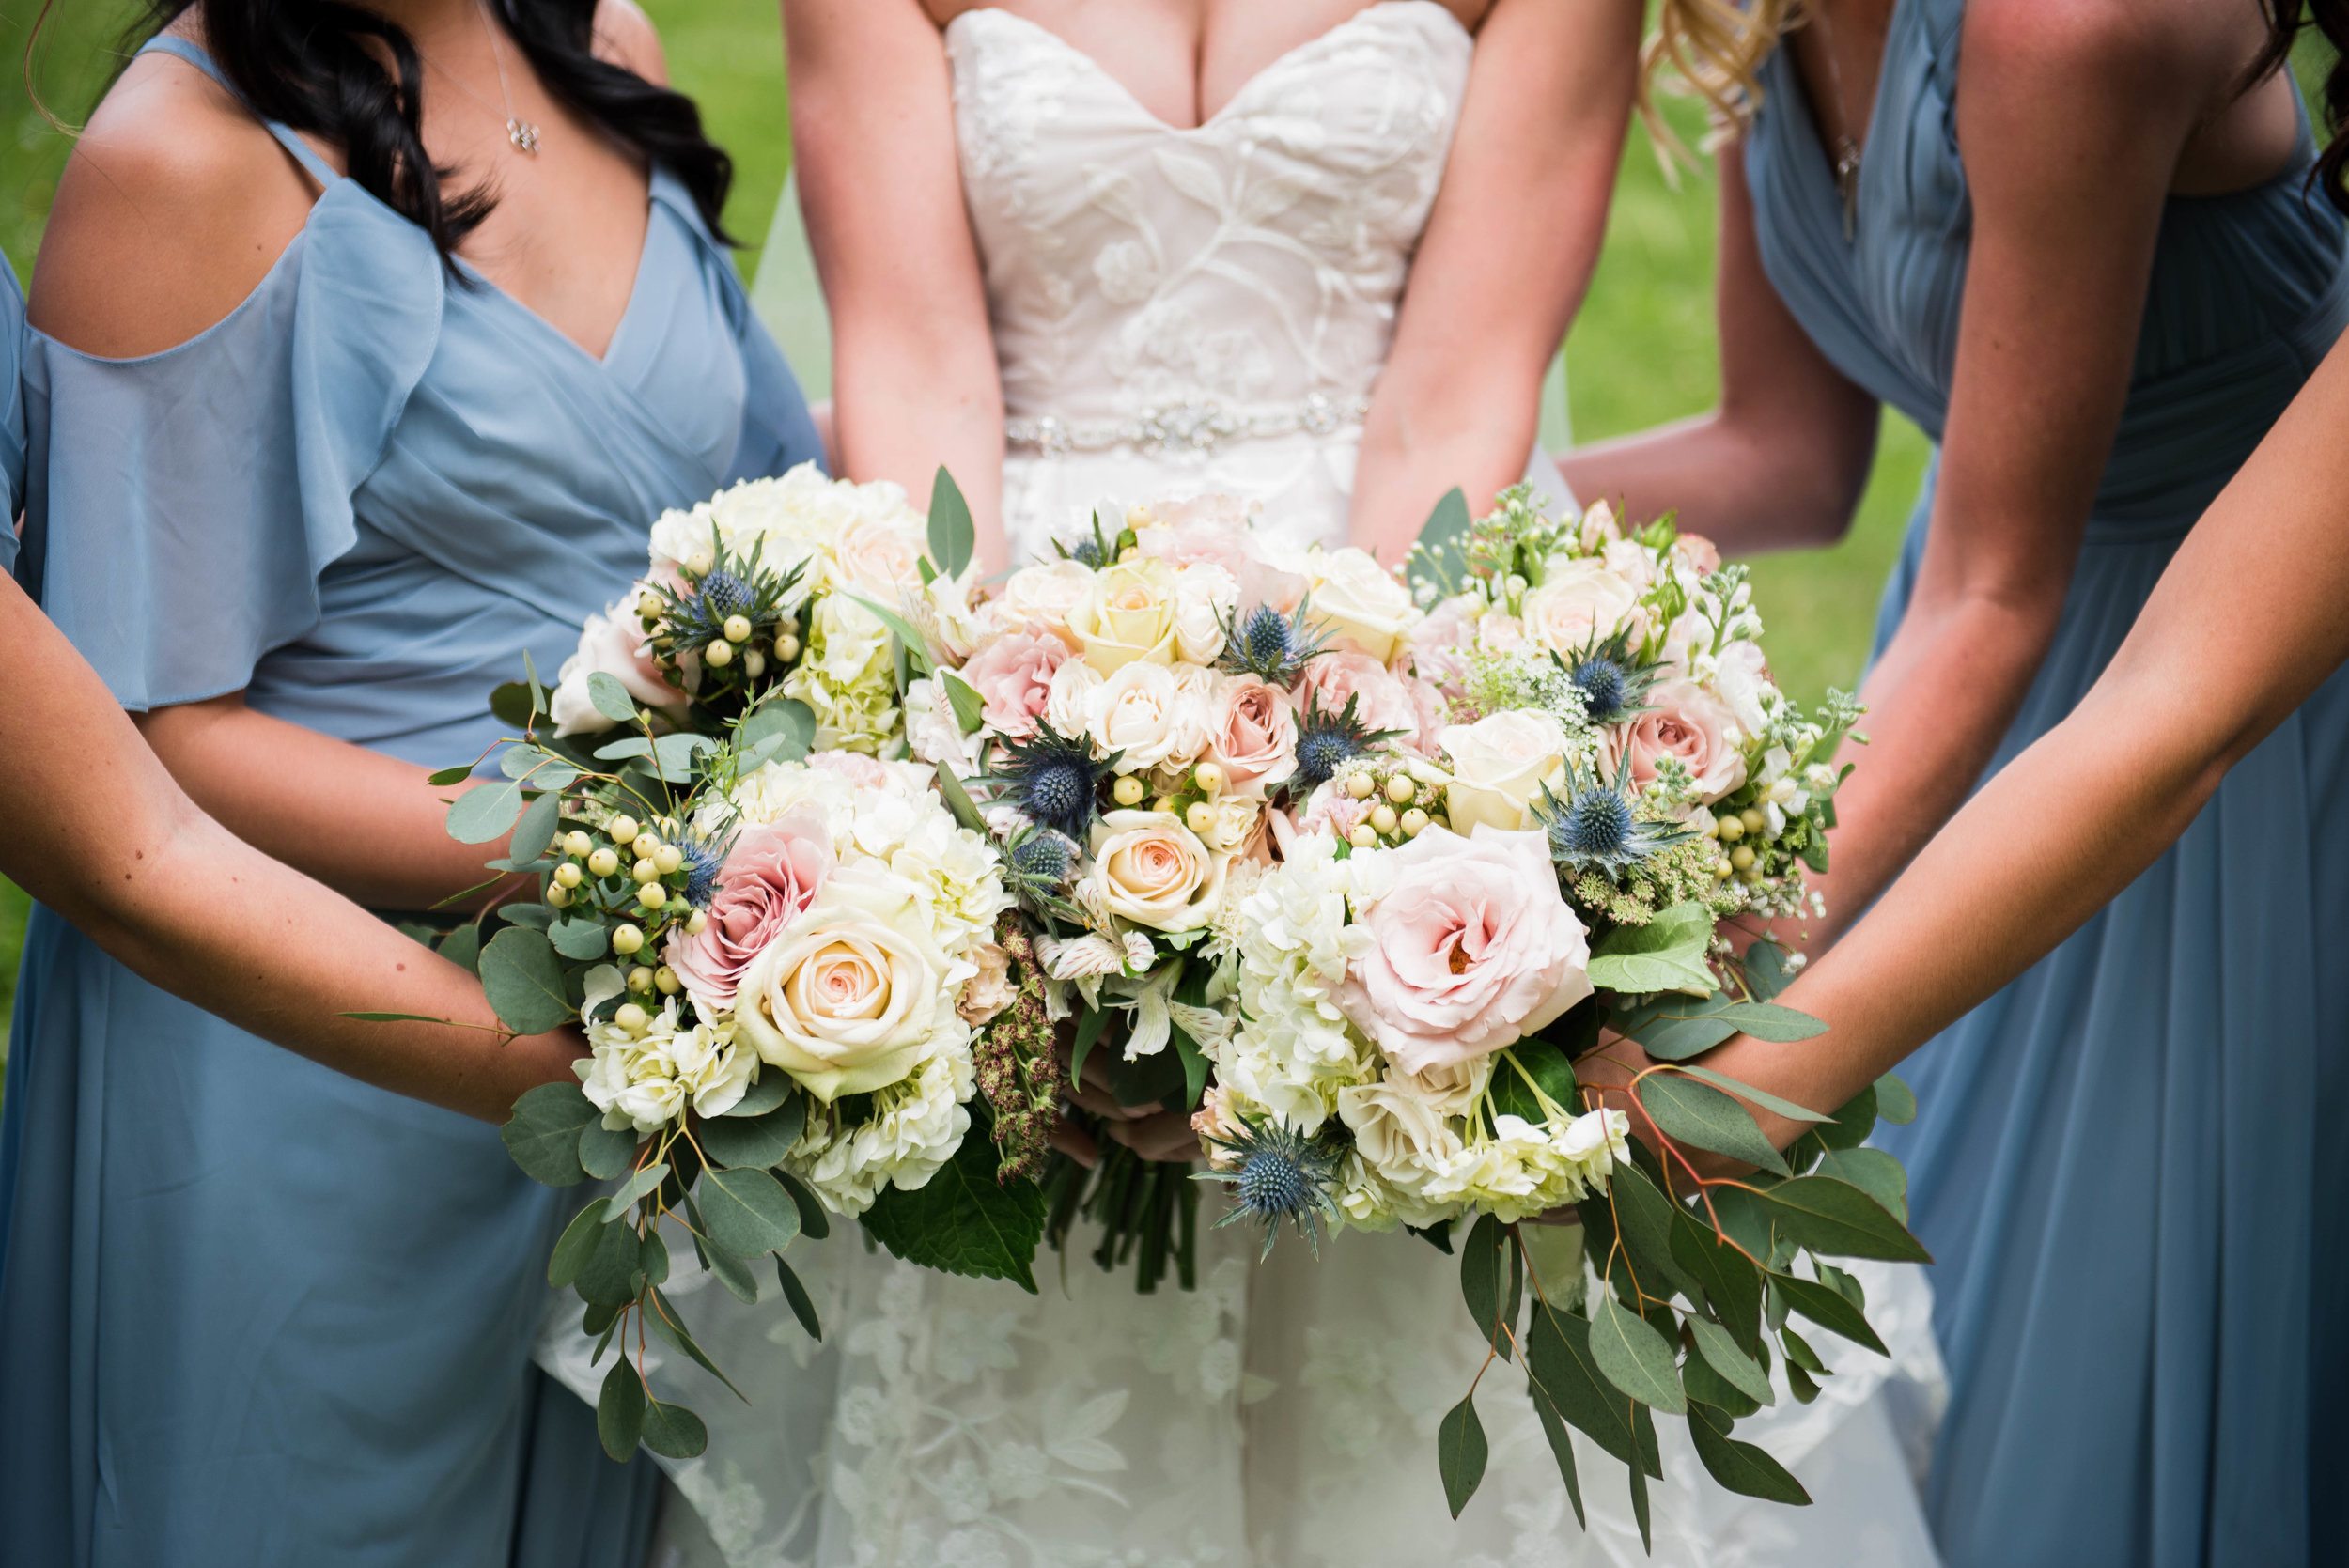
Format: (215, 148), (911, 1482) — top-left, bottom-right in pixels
(1068, 537), (1105, 570)
(987, 722), (1120, 840)
(1560, 624), (1666, 725)
(1291, 692), (1397, 794)
(1216, 596), (1337, 686)
(677, 832), (728, 907)
(1195, 1117), (1345, 1260)
(698, 568), (754, 621)
(1532, 754), (1696, 880)
(1009, 832), (1071, 886)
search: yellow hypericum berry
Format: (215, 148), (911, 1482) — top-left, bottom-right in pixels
(1185, 801), (1218, 836)
(1346, 773), (1376, 800)
(614, 1002), (649, 1034)
(723, 613), (754, 644)
(609, 816), (641, 846)
(654, 846), (684, 876)
(627, 966), (655, 993)
(685, 548), (715, 578)
(1400, 807), (1431, 837)
(1385, 775), (1414, 804)
(1715, 815), (1744, 843)
(1347, 823), (1378, 849)
(586, 847), (620, 879)
(564, 830), (594, 859)
(632, 858), (660, 884)
(1125, 504), (1155, 530)
(1151, 795), (1180, 816)
(1192, 762), (1225, 796)
(706, 639), (735, 668)
(631, 834), (661, 859)
(1369, 804), (1398, 835)
(1740, 807), (1767, 837)
(775, 635), (801, 662)
(636, 883), (667, 911)
(659, 817), (682, 838)
(543, 884), (572, 908)
(654, 966), (681, 996)
(1715, 861), (1735, 880)
(686, 909), (709, 935)
(743, 649), (768, 678)
(612, 924), (645, 955)
(553, 862), (583, 889)
(1730, 845), (1756, 872)
(1112, 775), (1147, 807)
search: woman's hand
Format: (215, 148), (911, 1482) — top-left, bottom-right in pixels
(1053, 1028), (1206, 1166)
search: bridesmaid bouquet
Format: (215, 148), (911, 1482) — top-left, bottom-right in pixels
(1188, 488), (1929, 1542)
(898, 496), (1442, 1286)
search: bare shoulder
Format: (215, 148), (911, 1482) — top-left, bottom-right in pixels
(593, 0), (669, 85)
(29, 45), (320, 359)
(1964, 0), (2239, 89)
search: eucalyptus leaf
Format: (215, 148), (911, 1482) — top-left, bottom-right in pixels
(1812, 1084), (1877, 1150)
(698, 1166), (803, 1258)
(1668, 1063), (1832, 1124)
(777, 1170), (832, 1241)
(1679, 1344), (1763, 1418)
(847, 595), (936, 678)
(645, 1288), (748, 1403)
(427, 764), (476, 787)
(1688, 1404), (1811, 1505)
(577, 1119), (639, 1182)
(1410, 485), (1473, 593)
(739, 698), (816, 765)
(638, 1226), (671, 1287)
(1626, 1413), (1655, 1552)
(1771, 1270), (1889, 1355)
(1587, 903), (1718, 997)
(703, 1240), (761, 1304)
(1640, 1073), (1791, 1177)
(598, 1360), (646, 1461)
(550, 918), (611, 961)
(595, 737), (655, 761)
(1746, 1176), (1932, 1263)
(1069, 1005), (1110, 1090)
(927, 465), (976, 581)
(1688, 1316), (1774, 1405)
(942, 671), (987, 735)
(479, 927), (573, 1036)
(1816, 1146), (1908, 1224)
(602, 1162), (672, 1222)
(548, 1201), (613, 1288)
(652, 733), (715, 783)
(1529, 1391), (1585, 1529)
(1460, 1214), (1512, 1358)
(726, 1068), (793, 1120)
(775, 1255), (823, 1342)
(524, 647), (547, 721)
(500, 1082), (598, 1188)
(446, 780), (527, 846)
(1437, 1395), (1489, 1519)
(640, 1399), (709, 1460)
(1588, 1293), (1687, 1414)
(574, 1219), (644, 1309)
(1875, 1071), (1919, 1125)
(1779, 1323), (1827, 1374)
(1786, 1359), (1821, 1405)
(1670, 1209), (1763, 1354)
(1524, 1303), (1657, 1476)
(490, 681), (537, 729)
(696, 1096), (808, 1171)
(586, 671), (638, 725)
(1605, 1160), (1694, 1302)
(932, 756), (988, 835)
(1618, 995), (1828, 1061)
(436, 923), (483, 975)
(509, 790), (563, 867)
(1740, 939), (1798, 1001)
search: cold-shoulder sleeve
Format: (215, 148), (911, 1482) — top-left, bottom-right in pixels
(17, 187), (442, 709)
(1, 265), (25, 572)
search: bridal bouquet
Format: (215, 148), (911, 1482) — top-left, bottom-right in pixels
(405, 469), (1069, 1462)
(1187, 487), (1927, 1542)
(897, 497), (1439, 1286)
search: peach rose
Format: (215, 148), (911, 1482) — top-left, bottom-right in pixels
(1674, 533), (1722, 576)
(960, 629), (1070, 739)
(995, 559), (1096, 644)
(1086, 810), (1227, 932)
(1299, 651), (1421, 752)
(1521, 560), (1643, 656)
(1204, 675), (1298, 797)
(1336, 825), (1592, 1076)
(1608, 678), (1749, 803)
(832, 514), (927, 597)
(663, 812), (834, 1016)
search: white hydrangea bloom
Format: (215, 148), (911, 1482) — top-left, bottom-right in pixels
(575, 1001), (758, 1137)
(786, 1036), (978, 1216)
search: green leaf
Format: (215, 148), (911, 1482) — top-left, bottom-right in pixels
(1614, 994), (1828, 1062)
(341, 1011), (457, 1025)
(698, 1166), (803, 1258)
(644, 1288), (748, 1404)
(1409, 485), (1473, 592)
(508, 789), (563, 868)
(1529, 1391), (1586, 1529)
(427, 764), (476, 786)
(501, 1082), (598, 1187)
(1068, 1005), (1110, 1090)
(1669, 1063), (1832, 1125)
(436, 922), (483, 974)
(1525, 1303), (1659, 1475)
(446, 780), (528, 845)
(863, 1115), (1047, 1290)
(774, 1255), (823, 1342)
(640, 1399), (709, 1460)
(1688, 1405), (1811, 1505)
(1492, 1043), (1579, 1125)
(638, 1226), (671, 1287)
(695, 1095), (808, 1170)
(1587, 902), (1717, 997)
(490, 681), (537, 729)
(1740, 939), (1798, 1001)
(574, 1219), (645, 1308)
(549, 917), (610, 961)
(941, 671), (987, 734)
(598, 1360), (646, 1461)
(927, 466), (976, 581)
(777, 1170), (832, 1241)
(1688, 1316), (1775, 1405)
(1679, 1344), (1763, 1418)
(702, 1239), (761, 1303)
(1816, 1146), (1908, 1224)
(739, 698), (816, 765)
(651, 733), (715, 784)
(847, 595), (936, 678)
(725, 1068), (792, 1120)
(594, 737), (655, 761)
(577, 1119), (638, 1182)
(1640, 1072), (1791, 1177)
(1670, 1209), (1764, 1353)
(548, 1201), (614, 1288)
(1778, 1323), (1827, 1374)
(479, 927), (573, 1036)
(1746, 1175), (1932, 1263)
(1460, 1214), (1512, 1358)
(1812, 1084), (1877, 1150)
(1437, 1395), (1489, 1519)
(1875, 1071), (1918, 1125)
(1168, 1017), (1209, 1112)
(524, 647), (547, 722)
(1771, 1270), (1889, 1355)
(1606, 1160), (1694, 1302)
(1588, 1293), (1687, 1414)
(931, 754), (988, 834)
(1785, 1358), (1821, 1405)
(586, 671), (638, 724)
(1627, 1414), (1655, 1551)
(602, 1161), (672, 1222)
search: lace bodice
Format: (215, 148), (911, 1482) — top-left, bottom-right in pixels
(948, 3), (1471, 437)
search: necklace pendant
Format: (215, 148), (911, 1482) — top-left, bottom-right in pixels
(507, 117), (541, 155)
(1833, 136), (1862, 241)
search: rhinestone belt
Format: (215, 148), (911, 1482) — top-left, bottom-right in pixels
(1005, 392), (1372, 458)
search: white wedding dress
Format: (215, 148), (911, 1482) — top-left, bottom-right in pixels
(537, 6), (1947, 1563)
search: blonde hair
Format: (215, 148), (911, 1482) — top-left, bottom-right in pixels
(1640, 0), (1804, 150)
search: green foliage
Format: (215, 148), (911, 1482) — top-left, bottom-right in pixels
(1688, 1404), (1811, 1505)
(478, 927), (572, 1035)
(1746, 1176), (1933, 1263)
(446, 780), (528, 845)
(863, 1112), (1047, 1290)
(1611, 992), (1828, 1060)
(602, 1161), (672, 1222)
(598, 1358), (646, 1461)
(1585, 902), (1715, 996)
(1410, 486), (1473, 593)
(1437, 1395), (1488, 1519)
(1771, 1269), (1889, 1356)
(640, 1398), (709, 1460)
(1639, 1072), (1792, 1177)
(695, 1095), (807, 1170)
(926, 466), (976, 580)
(577, 1119), (639, 1182)
(1588, 1292), (1685, 1415)
(697, 1166), (803, 1258)
(774, 1255), (823, 1341)
(1459, 1215), (1518, 1359)
(502, 1083), (599, 1187)
(548, 1202), (614, 1288)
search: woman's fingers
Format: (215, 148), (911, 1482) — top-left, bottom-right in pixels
(1049, 1113), (1099, 1169)
(1106, 1110), (1204, 1164)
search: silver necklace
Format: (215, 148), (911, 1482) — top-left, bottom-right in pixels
(415, 0), (541, 155)
(1811, 4), (1863, 240)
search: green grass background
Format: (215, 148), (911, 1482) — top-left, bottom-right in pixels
(0, 0), (2020, 1048)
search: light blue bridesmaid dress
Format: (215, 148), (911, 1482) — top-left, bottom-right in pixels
(2, 261), (24, 561)
(0, 38), (823, 1568)
(1746, 2), (2349, 1562)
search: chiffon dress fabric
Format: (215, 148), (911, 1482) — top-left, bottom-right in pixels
(2, 262), (26, 564)
(0, 38), (821, 1568)
(1745, 1), (2349, 1560)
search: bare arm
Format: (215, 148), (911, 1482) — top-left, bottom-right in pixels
(1349, 0), (1643, 559)
(1, 577), (581, 1123)
(784, 0), (1006, 568)
(1557, 146), (1879, 549)
(1634, 325), (2349, 1157)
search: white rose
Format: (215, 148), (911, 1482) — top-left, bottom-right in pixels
(1086, 810), (1227, 932)
(732, 864), (962, 1102)
(1521, 560), (1643, 655)
(996, 559), (1097, 643)
(1173, 563), (1237, 665)
(1191, 793), (1263, 855)
(1439, 710), (1571, 832)
(550, 597), (688, 737)
(1600, 537), (1658, 592)
(1043, 657), (1104, 745)
(1093, 662), (1190, 774)
(1713, 640), (1777, 737)
(830, 514), (926, 597)
(1306, 548), (1422, 665)
(1068, 558), (1180, 674)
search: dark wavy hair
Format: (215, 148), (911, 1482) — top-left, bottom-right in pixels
(2254, 1), (2349, 214)
(123, 0), (735, 259)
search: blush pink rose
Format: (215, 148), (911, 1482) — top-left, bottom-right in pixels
(1674, 533), (1722, 576)
(1299, 651), (1421, 749)
(1205, 675), (1299, 796)
(960, 629), (1070, 738)
(664, 811), (834, 1014)
(1408, 594), (1479, 696)
(809, 751), (890, 789)
(1338, 825), (1593, 1076)
(1605, 677), (1748, 804)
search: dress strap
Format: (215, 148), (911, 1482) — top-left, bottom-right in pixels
(137, 36), (341, 189)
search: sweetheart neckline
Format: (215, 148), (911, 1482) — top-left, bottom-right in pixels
(947, 2), (1471, 137)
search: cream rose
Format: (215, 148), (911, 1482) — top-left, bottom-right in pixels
(1086, 810), (1227, 932)
(957, 940), (1016, 1026)
(732, 866), (962, 1102)
(1094, 660), (1210, 774)
(1439, 710), (1571, 832)
(1606, 677), (1749, 804)
(1521, 560), (1643, 656)
(995, 559), (1097, 644)
(1307, 548), (1422, 665)
(1173, 563), (1237, 665)
(831, 514), (926, 597)
(1069, 558), (1180, 674)
(1043, 657), (1104, 743)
